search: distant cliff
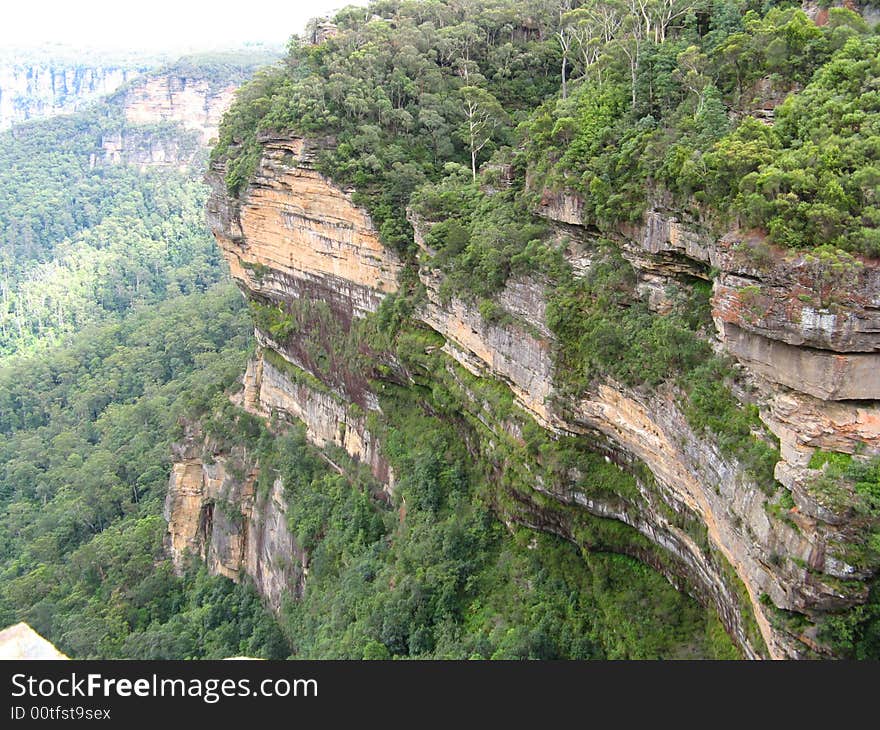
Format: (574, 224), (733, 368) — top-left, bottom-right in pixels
(97, 72), (235, 170)
(97, 51), (280, 169)
(0, 58), (149, 130)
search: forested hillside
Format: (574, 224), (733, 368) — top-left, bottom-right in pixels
(204, 0), (880, 658)
(218, 1), (878, 260)
(0, 287), (295, 658)
(0, 53), (293, 658)
(0, 48), (280, 358)
(3, 0), (879, 660)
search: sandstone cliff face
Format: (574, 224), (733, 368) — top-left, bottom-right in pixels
(96, 73), (240, 169)
(610, 209), (880, 398)
(237, 349), (393, 492)
(120, 75), (237, 145)
(179, 136), (879, 659)
(163, 428), (306, 611)
(206, 134), (403, 318)
(97, 127), (202, 170)
(417, 252), (866, 659)
(165, 132), (399, 600)
(0, 62), (145, 129)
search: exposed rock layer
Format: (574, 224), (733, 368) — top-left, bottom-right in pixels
(164, 429), (305, 611)
(97, 72), (241, 168)
(0, 62), (146, 129)
(178, 138), (880, 659)
(206, 134), (403, 318)
(239, 350), (394, 492)
(0, 623), (69, 660)
(120, 75), (237, 145)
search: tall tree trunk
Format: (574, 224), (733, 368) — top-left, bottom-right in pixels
(561, 54), (568, 99)
(631, 57), (638, 107)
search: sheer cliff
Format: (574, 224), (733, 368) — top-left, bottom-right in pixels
(160, 134), (877, 660)
(165, 1), (880, 659)
(98, 53), (279, 168)
(0, 56), (149, 130)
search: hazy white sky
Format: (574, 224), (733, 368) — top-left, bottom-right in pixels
(0, 0), (365, 51)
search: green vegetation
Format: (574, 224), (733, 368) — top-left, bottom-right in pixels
(213, 0), (564, 250)
(215, 0), (877, 258)
(235, 360), (735, 659)
(819, 577), (880, 659)
(217, 0), (855, 501)
(545, 248), (778, 487)
(214, 0), (880, 655)
(703, 34), (880, 253)
(0, 285), (289, 658)
(806, 452), (880, 571)
(6, 0), (880, 660)
(0, 53), (294, 658)
(520, 5), (879, 254)
(410, 164), (552, 299)
(0, 104), (222, 357)
(153, 48), (283, 91)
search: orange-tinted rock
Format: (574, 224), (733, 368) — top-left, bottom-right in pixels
(122, 75), (237, 145)
(164, 429), (306, 612)
(207, 135), (402, 317)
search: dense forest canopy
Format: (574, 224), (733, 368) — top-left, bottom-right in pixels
(151, 48), (285, 90)
(0, 55), (292, 658)
(0, 286), (294, 658)
(216, 0), (879, 258)
(2, 0), (879, 659)
(0, 94), (216, 357)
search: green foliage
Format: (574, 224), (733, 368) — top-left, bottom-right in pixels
(547, 253), (712, 388)
(249, 301), (300, 342)
(512, 3), (877, 255)
(819, 577), (880, 659)
(0, 284), (290, 657)
(10, 0), (879, 661)
(154, 48), (283, 91)
(265, 370), (732, 660)
(545, 249), (778, 489)
(411, 164), (550, 300)
(0, 103), (225, 357)
(521, 80), (654, 225)
(214, 0), (563, 251)
(704, 36), (880, 253)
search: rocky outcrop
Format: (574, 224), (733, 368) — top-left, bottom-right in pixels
(94, 71), (243, 168)
(97, 127), (202, 170)
(238, 349), (393, 491)
(0, 61), (146, 129)
(535, 188), (585, 226)
(416, 246), (869, 659)
(418, 191), (879, 657)
(418, 269), (555, 425)
(207, 134), (403, 318)
(612, 211), (880, 389)
(0, 623), (69, 660)
(186, 134), (879, 659)
(719, 322), (880, 400)
(164, 136), (404, 602)
(163, 428), (306, 611)
(119, 75), (237, 145)
(764, 390), (880, 463)
(205, 131), (399, 484)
